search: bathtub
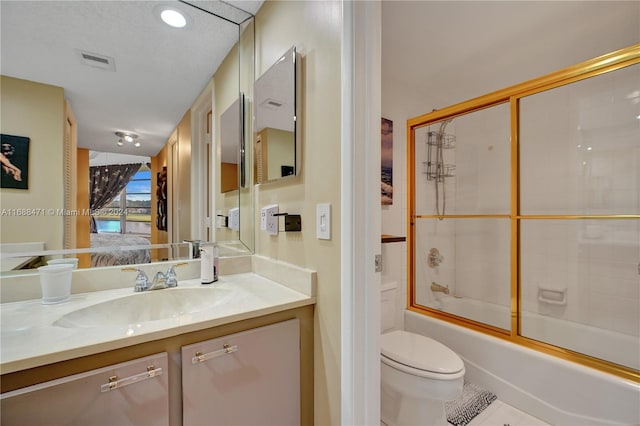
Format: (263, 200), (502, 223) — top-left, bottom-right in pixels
(427, 296), (639, 370)
(405, 307), (640, 425)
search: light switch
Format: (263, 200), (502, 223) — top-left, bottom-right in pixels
(316, 203), (331, 240)
(228, 207), (239, 230)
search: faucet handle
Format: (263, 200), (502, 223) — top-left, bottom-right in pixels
(123, 267), (149, 292)
(165, 266), (177, 288)
(165, 262), (188, 288)
(428, 248), (444, 268)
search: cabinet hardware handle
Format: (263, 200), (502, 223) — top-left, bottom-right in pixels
(192, 344), (239, 364)
(100, 365), (163, 393)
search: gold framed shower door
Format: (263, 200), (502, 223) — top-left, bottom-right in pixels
(407, 43), (640, 383)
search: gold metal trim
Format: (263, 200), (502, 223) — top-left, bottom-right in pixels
(408, 305), (510, 339)
(406, 43), (640, 383)
(510, 96), (520, 338)
(415, 214), (639, 220)
(414, 214), (510, 219)
(407, 121), (417, 310)
(516, 215), (640, 220)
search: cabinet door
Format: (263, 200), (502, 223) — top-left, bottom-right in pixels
(1, 352), (169, 426)
(182, 319), (300, 426)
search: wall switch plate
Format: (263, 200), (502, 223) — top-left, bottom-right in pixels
(262, 204), (279, 235)
(228, 207), (239, 230)
(316, 203), (331, 240)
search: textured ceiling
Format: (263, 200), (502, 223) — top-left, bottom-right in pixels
(1, 0), (262, 157)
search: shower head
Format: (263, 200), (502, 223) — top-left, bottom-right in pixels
(439, 118), (452, 134)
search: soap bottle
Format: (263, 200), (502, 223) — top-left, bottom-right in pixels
(200, 246), (214, 284)
(199, 243), (219, 284)
(212, 243), (219, 282)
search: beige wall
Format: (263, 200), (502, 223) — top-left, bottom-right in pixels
(254, 1), (342, 423)
(0, 76), (65, 250)
(214, 45), (241, 242)
(177, 110), (192, 242)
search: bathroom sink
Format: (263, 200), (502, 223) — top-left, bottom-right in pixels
(54, 287), (224, 328)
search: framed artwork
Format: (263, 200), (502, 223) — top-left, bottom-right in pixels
(381, 118), (393, 205)
(1, 134), (29, 190)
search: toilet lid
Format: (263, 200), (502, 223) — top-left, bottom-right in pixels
(380, 330), (464, 374)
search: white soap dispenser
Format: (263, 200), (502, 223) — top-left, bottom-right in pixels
(199, 243), (218, 284)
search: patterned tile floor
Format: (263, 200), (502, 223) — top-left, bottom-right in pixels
(466, 400), (549, 426)
(380, 398), (550, 426)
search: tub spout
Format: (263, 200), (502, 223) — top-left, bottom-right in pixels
(430, 281), (450, 294)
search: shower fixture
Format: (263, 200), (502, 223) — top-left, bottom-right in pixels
(424, 119), (455, 217)
(427, 248), (443, 268)
(430, 282), (450, 294)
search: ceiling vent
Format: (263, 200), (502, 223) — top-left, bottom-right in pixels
(76, 49), (116, 71)
(261, 98), (284, 109)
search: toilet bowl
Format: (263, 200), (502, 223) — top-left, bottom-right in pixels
(380, 330), (465, 426)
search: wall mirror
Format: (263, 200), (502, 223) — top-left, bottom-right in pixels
(0, 0), (258, 274)
(254, 46), (299, 184)
(220, 96), (244, 193)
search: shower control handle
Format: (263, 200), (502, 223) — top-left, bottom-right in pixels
(428, 248), (444, 268)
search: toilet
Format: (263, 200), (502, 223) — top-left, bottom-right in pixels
(380, 330), (465, 426)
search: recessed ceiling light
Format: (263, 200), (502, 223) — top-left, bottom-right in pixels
(115, 131), (140, 148)
(161, 9), (187, 28)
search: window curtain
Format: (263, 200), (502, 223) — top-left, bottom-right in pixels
(89, 163), (142, 233)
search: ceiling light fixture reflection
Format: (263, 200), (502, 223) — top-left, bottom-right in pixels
(161, 9), (187, 28)
(115, 131), (139, 148)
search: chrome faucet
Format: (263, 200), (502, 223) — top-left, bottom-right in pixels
(430, 281), (450, 294)
(123, 263), (187, 292)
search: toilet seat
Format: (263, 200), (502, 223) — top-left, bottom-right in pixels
(380, 330), (464, 379)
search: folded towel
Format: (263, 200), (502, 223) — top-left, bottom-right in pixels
(445, 383), (497, 426)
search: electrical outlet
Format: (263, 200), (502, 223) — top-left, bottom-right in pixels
(262, 204), (279, 235)
(260, 207), (268, 231)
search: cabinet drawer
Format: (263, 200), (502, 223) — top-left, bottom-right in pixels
(182, 319), (300, 426)
(1, 352), (169, 426)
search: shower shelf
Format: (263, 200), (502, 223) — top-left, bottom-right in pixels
(422, 162), (455, 180)
(427, 131), (456, 149)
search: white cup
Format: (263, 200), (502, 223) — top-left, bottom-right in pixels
(38, 264), (74, 304)
(47, 258), (79, 269)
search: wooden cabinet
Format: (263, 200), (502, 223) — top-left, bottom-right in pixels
(1, 308), (313, 425)
(182, 319), (300, 426)
(0, 353), (169, 426)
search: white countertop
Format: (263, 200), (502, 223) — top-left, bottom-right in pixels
(0, 273), (315, 375)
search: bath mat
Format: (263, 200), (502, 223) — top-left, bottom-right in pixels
(445, 382), (497, 426)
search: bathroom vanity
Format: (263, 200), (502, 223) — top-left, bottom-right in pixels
(0, 271), (315, 425)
